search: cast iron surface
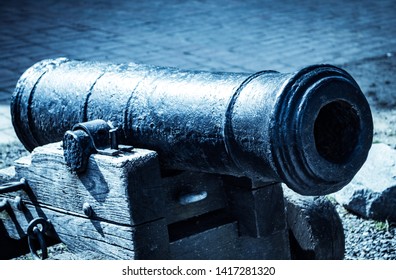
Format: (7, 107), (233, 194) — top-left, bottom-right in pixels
(11, 58), (373, 195)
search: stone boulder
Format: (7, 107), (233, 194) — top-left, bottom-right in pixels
(332, 143), (396, 222)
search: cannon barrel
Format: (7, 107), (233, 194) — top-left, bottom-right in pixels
(11, 58), (373, 195)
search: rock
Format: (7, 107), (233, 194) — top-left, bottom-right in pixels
(332, 143), (396, 222)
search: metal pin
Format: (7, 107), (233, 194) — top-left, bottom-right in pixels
(82, 202), (93, 217)
(109, 127), (118, 150)
(15, 196), (24, 211)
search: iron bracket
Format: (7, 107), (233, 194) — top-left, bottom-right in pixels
(63, 119), (134, 173)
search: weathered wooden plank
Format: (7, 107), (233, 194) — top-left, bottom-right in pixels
(224, 181), (287, 237)
(1, 200), (170, 259)
(52, 213), (170, 260)
(170, 222), (239, 260)
(169, 211), (290, 260)
(162, 171), (227, 224)
(13, 143), (166, 225)
(238, 230), (291, 259)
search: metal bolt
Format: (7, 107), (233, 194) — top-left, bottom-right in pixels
(82, 202), (93, 217)
(15, 196), (24, 211)
(109, 127), (119, 150)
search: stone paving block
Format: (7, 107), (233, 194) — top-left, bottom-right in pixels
(0, 94), (12, 104)
(0, 68), (16, 86)
(0, 104), (12, 122)
(0, 104), (17, 144)
(0, 85), (16, 97)
(4, 56), (38, 73)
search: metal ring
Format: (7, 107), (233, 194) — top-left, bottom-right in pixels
(26, 217), (50, 260)
(26, 217), (50, 237)
(28, 226), (48, 260)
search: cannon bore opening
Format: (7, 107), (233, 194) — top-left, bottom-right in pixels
(314, 100), (360, 164)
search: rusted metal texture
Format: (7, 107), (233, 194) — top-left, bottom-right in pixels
(11, 58), (373, 195)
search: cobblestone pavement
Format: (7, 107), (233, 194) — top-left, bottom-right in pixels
(1, 0), (396, 141)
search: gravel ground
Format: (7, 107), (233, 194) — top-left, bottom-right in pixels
(335, 203), (396, 260)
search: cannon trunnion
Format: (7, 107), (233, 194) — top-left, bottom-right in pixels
(0, 59), (372, 259)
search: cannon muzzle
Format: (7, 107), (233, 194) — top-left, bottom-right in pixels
(11, 58), (373, 195)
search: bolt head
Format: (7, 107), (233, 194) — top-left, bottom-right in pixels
(82, 202), (93, 217)
(15, 196), (24, 211)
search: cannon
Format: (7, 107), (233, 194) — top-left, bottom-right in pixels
(1, 58), (372, 259)
(12, 58), (373, 195)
